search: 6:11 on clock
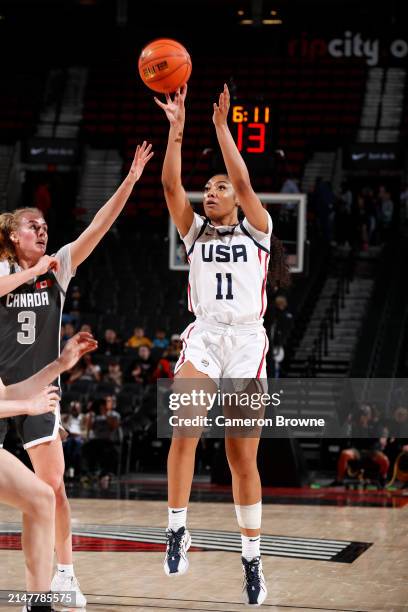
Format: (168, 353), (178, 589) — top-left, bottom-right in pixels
(231, 104), (271, 155)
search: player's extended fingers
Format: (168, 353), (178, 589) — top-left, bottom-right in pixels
(154, 97), (167, 110)
(143, 152), (154, 164)
(47, 393), (60, 404)
(46, 385), (60, 393)
(181, 83), (188, 99)
(165, 93), (171, 104)
(74, 331), (94, 342)
(78, 341), (98, 356)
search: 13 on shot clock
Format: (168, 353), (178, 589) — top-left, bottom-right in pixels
(230, 101), (276, 172)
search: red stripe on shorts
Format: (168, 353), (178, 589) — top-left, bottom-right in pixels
(259, 250), (269, 317)
(176, 324), (195, 371)
(256, 332), (268, 379)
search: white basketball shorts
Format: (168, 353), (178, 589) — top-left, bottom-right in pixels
(174, 320), (269, 380)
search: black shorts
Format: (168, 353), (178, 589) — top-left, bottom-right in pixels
(0, 406), (65, 450)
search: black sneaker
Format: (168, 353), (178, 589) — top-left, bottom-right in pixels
(242, 556), (267, 606)
(164, 526), (191, 576)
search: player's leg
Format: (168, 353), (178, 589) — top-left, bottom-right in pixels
(27, 438), (86, 607)
(225, 436), (267, 605)
(0, 449), (55, 592)
(165, 360), (215, 576)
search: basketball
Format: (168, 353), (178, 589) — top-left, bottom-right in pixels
(138, 38), (192, 94)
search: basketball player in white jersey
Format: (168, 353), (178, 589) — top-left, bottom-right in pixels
(0, 332), (97, 612)
(155, 84), (272, 605)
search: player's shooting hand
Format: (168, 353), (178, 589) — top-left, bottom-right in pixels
(33, 255), (60, 277)
(212, 83), (230, 128)
(27, 386), (60, 416)
(128, 141), (154, 183)
(59, 332), (98, 371)
(154, 84), (187, 128)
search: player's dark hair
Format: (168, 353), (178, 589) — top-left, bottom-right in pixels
(268, 234), (291, 289)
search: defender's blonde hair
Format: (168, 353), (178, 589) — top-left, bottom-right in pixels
(0, 207), (43, 262)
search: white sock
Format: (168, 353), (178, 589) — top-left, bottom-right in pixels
(241, 534), (261, 561)
(168, 507), (187, 531)
(57, 563), (74, 577)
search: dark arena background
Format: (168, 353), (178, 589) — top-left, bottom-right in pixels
(0, 0), (407, 610)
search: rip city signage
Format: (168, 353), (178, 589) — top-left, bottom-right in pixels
(288, 32), (408, 66)
(25, 138), (79, 164)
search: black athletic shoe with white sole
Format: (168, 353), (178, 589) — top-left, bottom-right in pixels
(242, 556), (267, 605)
(164, 526), (191, 576)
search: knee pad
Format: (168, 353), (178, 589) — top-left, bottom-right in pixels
(234, 501), (262, 530)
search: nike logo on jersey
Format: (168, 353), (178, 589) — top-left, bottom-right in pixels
(171, 510), (185, 514)
(5, 291), (50, 308)
(201, 244), (248, 263)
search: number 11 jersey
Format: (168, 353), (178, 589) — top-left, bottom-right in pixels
(181, 212), (272, 326)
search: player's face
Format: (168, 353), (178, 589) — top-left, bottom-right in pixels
(14, 213), (48, 259)
(203, 176), (238, 223)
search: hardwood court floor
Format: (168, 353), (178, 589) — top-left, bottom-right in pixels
(0, 499), (407, 612)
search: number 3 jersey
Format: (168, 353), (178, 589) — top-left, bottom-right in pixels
(0, 244), (74, 386)
(181, 212), (272, 325)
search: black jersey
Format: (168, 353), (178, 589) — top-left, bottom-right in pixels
(0, 245), (73, 386)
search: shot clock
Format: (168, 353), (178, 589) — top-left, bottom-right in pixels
(229, 102), (277, 173)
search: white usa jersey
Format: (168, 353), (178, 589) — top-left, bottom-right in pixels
(181, 212), (272, 325)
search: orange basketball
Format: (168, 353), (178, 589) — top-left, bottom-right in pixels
(138, 38), (192, 94)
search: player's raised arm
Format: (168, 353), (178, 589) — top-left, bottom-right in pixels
(213, 84), (268, 233)
(69, 142), (154, 269)
(2, 332), (97, 402)
(154, 84), (193, 237)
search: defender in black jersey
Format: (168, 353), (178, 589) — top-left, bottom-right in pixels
(0, 332), (97, 606)
(0, 141), (153, 607)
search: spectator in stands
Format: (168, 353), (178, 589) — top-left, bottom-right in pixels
(81, 353), (101, 381)
(351, 194), (369, 251)
(83, 397), (121, 483)
(336, 404), (389, 486)
(334, 194), (351, 247)
(63, 285), (89, 326)
(378, 185), (394, 238)
(269, 295), (293, 377)
(163, 334), (183, 366)
(129, 363), (144, 385)
(98, 328), (123, 356)
(151, 355), (174, 381)
(60, 322), (76, 349)
(80, 323), (93, 334)
(340, 180), (353, 214)
(33, 180), (52, 217)
(64, 352), (101, 385)
(280, 174), (300, 194)
(126, 326), (153, 349)
(132, 345), (155, 385)
(400, 183), (408, 223)
(152, 328), (169, 350)
(62, 401), (87, 479)
(384, 407), (408, 472)
(312, 178), (335, 242)
(103, 358), (124, 391)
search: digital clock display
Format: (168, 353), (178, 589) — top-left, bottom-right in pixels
(231, 103), (272, 158)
